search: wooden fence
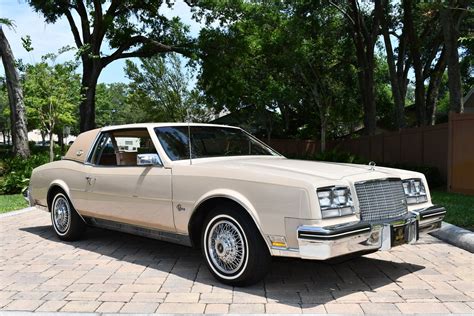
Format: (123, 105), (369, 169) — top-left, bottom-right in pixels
(448, 113), (474, 195)
(267, 112), (474, 195)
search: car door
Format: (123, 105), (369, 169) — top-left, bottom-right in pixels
(81, 128), (174, 232)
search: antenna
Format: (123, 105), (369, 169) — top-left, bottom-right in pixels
(187, 109), (192, 165)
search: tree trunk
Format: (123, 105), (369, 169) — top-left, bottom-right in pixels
(348, 0), (380, 136)
(440, 4), (465, 113)
(79, 59), (102, 132)
(426, 47), (447, 125)
(58, 128), (64, 154)
(363, 62), (377, 135)
(396, 29), (410, 103)
(381, 3), (406, 129)
(0, 26), (30, 158)
(403, 0), (426, 126)
(320, 112), (327, 153)
(48, 130), (54, 162)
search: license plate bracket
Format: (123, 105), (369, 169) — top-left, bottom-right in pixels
(391, 225), (407, 247)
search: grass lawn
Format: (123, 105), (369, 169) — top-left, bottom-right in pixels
(0, 194), (28, 214)
(431, 190), (474, 230)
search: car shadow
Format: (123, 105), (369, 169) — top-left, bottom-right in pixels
(20, 224), (427, 308)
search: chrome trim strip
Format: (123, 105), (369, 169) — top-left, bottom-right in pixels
(86, 217), (192, 247)
(354, 177), (401, 185)
(422, 211), (446, 218)
(298, 227), (371, 239)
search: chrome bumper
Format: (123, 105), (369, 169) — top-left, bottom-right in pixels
(296, 205), (446, 260)
(22, 186), (35, 207)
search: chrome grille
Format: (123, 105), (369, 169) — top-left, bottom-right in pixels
(355, 179), (408, 222)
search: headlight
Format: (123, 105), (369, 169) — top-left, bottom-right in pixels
(402, 178), (428, 204)
(317, 186), (354, 218)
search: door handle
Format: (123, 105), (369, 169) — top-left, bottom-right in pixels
(85, 176), (93, 185)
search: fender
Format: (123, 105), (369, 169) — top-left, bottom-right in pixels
(192, 189), (271, 250)
(47, 180), (86, 223)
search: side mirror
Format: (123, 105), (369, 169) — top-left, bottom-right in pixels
(137, 153), (162, 166)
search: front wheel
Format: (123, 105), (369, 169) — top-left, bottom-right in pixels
(51, 191), (85, 241)
(201, 205), (271, 286)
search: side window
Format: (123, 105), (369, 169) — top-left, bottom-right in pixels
(89, 133), (114, 165)
(90, 129), (158, 167)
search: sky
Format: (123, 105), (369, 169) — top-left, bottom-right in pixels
(0, 0), (203, 84)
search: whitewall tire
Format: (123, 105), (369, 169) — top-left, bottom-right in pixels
(201, 204), (271, 286)
(50, 191), (85, 241)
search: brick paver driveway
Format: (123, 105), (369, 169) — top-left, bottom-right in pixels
(1, 208), (473, 314)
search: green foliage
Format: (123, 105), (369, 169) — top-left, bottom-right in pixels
(24, 59), (80, 134)
(0, 153), (50, 194)
(95, 83), (131, 127)
(0, 78), (10, 139)
(312, 149), (369, 165)
(287, 148), (369, 164)
(125, 54), (210, 123)
(382, 163), (444, 189)
(197, 1), (362, 141)
(23, 56), (80, 160)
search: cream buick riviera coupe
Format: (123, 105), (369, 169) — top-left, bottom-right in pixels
(25, 123), (446, 285)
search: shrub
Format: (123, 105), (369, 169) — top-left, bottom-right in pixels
(287, 148), (369, 164)
(0, 153), (50, 194)
(286, 149), (444, 188)
(382, 163), (444, 188)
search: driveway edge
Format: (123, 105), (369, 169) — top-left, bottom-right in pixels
(430, 221), (474, 253)
(0, 207), (36, 218)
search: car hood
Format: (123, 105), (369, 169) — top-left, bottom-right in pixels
(187, 156), (415, 181)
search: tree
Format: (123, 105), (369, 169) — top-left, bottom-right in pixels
(380, 0), (406, 129)
(0, 78), (11, 145)
(197, 1), (361, 147)
(95, 83), (132, 127)
(440, 0), (469, 113)
(23, 57), (80, 161)
(330, 1), (382, 135)
(403, 0), (427, 126)
(0, 19), (30, 158)
(125, 54), (210, 123)
(28, 0), (193, 132)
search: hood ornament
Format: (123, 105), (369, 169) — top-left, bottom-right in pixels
(368, 161), (376, 171)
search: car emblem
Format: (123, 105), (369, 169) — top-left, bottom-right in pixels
(368, 161), (376, 171)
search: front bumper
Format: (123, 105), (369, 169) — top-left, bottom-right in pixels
(296, 205), (446, 260)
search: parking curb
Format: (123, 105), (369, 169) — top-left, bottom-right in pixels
(430, 221), (474, 253)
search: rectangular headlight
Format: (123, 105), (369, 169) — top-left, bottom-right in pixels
(402, 178), (428, 204)
(317, 186), (355, 218)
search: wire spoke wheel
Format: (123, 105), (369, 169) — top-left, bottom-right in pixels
(53, 195), (71, 233)
(207, 219), (246, 275)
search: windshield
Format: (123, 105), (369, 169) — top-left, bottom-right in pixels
(155, 126), (279, 161)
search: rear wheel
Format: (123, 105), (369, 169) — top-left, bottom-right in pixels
(50, 191), (85, 241)
(201, 204), (271, 286)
